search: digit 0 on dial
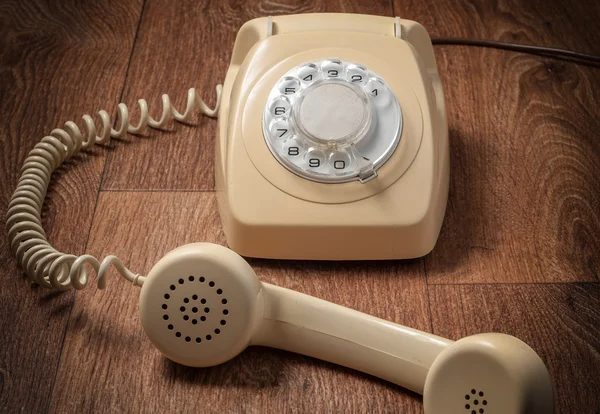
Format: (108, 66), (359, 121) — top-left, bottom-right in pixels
(262, 59), (402, 183)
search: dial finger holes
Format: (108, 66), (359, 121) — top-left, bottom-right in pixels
(270, 96), (291, 118)
(283, 139), (305, 161)
(321, 59), (343, 78)
(365, 77), (389, 105)
(269, 119), (291, 140)
(329, 151), (352, 174)
(278, 77), (300, 95)
(346, 64), (367, 85)
(298, 63), (318, 83)
(305, 148), (326, 171)
(262, 59), (402, 184)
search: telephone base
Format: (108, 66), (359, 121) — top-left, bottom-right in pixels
(216, 14), (449, 260)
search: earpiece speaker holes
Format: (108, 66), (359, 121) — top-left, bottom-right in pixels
(162, 275), (229, 344)
(464, 389), (487, 413)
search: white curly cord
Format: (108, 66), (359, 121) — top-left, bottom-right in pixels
(6, 85), (223, 291)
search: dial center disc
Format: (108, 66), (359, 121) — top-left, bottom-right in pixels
(296, 81), (369, 143)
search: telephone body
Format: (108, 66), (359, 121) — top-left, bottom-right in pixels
(216, 14), (449, 260)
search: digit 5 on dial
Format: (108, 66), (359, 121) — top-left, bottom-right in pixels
(217, 14), (448, 260)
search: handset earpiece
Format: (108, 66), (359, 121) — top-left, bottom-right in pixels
(139, 243), (264, 367)
(140, 243), (554, 413)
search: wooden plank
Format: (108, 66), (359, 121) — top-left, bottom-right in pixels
(0, 1), (143, 412)
(100, 0), (394, 191)
(49, 192), (430, 413)
(428, 283), (600, 413)
(394, 0), (600, 283)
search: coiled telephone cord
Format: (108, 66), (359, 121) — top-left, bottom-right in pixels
(6, 86), (223, 291)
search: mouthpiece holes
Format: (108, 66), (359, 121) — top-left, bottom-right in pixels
(161, 274), (230, 344)
(464, 389), (487, 413)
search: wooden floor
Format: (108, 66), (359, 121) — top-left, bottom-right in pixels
(1, 0), (599, 412)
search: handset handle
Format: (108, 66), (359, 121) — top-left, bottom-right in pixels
(251, 284), (452, 394)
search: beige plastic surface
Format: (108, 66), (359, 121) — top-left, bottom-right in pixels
(216, 14), (449, 260)
(140, 243), (554, 413)
(424, 334), (555, 414)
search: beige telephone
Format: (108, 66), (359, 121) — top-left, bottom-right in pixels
(217, 14), (448, 260)
(7, 14), (554, 414)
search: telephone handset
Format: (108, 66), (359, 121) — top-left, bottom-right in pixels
(7, 14), (553, 413)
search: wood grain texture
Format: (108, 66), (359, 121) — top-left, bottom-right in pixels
(100, 0), (393, 190)
(395, 0), (600, 283)
(49, 192), (429, 413)
(428, 283), (600, 413)
(1, 0), (599, 412)
(0, 1), (142, 412)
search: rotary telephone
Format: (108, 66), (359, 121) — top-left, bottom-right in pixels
(7, 13), (554, 413)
